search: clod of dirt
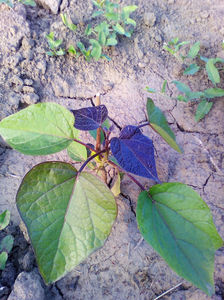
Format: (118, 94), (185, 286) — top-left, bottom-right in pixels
(7, 270), (45, 300)
(35, 0), (62, 14)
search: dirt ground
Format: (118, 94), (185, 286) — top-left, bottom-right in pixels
(0, 0), (224, 299)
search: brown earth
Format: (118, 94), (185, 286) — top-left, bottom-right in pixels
(0, 0), (224, 299)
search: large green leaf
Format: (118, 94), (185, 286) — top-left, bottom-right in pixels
(136, 183), (223, 296)
(0, 103), (78, 155)
(146, 99), (182, 153)
(16, 162), (117, 284)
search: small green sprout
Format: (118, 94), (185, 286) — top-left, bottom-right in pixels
(60, 14), (77, 32)
(46, 32), (65, 56)
(57, 0), (138, 61)
(157, 39), (224, 121)
(0, 210), (14, 270)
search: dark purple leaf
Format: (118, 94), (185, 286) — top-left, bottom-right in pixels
(110, 125), (159, 182)
(71, 105), (108, 131)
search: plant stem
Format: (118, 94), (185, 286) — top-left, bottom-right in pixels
(108, 160), (145, 191)
(137, 122), (150, 129)
(73, 139), (96, 152)
(79, 149), (106, 173)
(95, 93), (101, 152)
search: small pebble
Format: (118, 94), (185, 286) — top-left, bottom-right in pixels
(24, 79), (33, 86)
(22, 86), (35, 93)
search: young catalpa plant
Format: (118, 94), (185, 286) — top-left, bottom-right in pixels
(0, 97), (222, 296)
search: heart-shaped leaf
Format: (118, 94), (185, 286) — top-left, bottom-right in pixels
(71, 105), (108, 131)
(0, 103), (77, 155)
(110, 125), (159, 182)
(16, 162), (117, 284)
(146, 98), (182, 153)
(136, 183), (223, 296)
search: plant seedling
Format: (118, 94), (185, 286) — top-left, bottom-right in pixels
(0, 97), (222, 296)
(47, 1), (138, 60)
(46, 32), (65, 57)
(0, 210), (14, 270)
(151, 40), (224, 121)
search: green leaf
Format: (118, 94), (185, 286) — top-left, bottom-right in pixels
(85, 24), (92, 36)
(195, 100), (213, 122)
(200, 56), (209, 63)
(16, 162), (117, 284)
(92, 10), (104, 18)
(206, 59), (220, 84)
(136, 183), (223, 296)
(172, 81), (191, 94)
(19, 0), (36, 6)
(61, 14), (77, 31)
(121, 5), (138, 20)
(187, 41), (200, 59)
(146, 99), (182, 153)
(186, 91), (204, 100)
(49, 40), (62, 50)
(55, 48), (65, 56)
(163, 45), (175, 55)
(92, 0), (101, 8)
(67, 141), (87, 162)
(161, 80), (167, 93)
(169, 37), (179, 45)
(0, 252), (8, 270)
(113, 23), (125, 35)
(90, 39), (102, 60)
(125, 18), (136, 27)
(183, 64), (200, 75)
(105, 12), (119, 21)
(175, 41), (190, 51)
(204, 88), (224, 98)
(98, 31), (106, 46)
(68, 45), (77, 55)
(0, 0), (14, 8)
(145, 86), (156, 93)
(0, 103), (78, 155)
(0, 210), (10, 230)
(0, 235), (14, 253)
(95, 21), (109, 37)
(46, 51), (55, 56)
(106, 33), (117, 46)
(177, 95), (189, 102)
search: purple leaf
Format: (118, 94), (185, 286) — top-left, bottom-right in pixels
(110, 125), (159, 182)
(71, 105), (108, 131)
